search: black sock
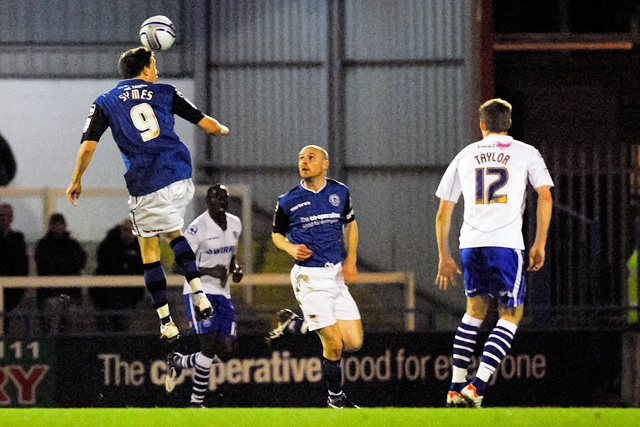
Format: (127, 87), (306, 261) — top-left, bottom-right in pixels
(322, 357), (342, 395)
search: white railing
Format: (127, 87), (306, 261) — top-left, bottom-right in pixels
(0, 185), (254, 299)
(0, 272), (415, 334)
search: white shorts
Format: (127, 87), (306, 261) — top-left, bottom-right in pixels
(290, 263), (361, 332)
(128, 179), (195, 237)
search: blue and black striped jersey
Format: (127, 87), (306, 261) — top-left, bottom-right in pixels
(273, 178), (355, 268)
(82, 79), (204, 197)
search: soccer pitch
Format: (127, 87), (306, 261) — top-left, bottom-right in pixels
(0, 408), (638, 427)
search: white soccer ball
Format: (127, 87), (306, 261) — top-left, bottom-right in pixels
(139, 15), (176, 51)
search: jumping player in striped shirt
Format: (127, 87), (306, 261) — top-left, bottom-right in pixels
(66, 47), (229, 341)
(435, 98), (553, 407)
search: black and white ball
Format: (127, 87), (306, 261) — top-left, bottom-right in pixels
(139, 15), (176, 51)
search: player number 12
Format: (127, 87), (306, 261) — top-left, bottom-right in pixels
(475, 167), (508, 204)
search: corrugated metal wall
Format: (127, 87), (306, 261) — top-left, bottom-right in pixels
(0, 0), (478, 329)
(202, 0), (477, 327)
(0, 0), (190, 77)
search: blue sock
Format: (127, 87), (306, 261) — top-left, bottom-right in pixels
(472, 318), (518, 396)
(450, 314), (483, 392)
(143, 261), (168, 309)
(170, 236), (200, 283)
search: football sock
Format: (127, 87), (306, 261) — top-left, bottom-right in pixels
(190, 352), (214, 404)
(143, 261), (168, 310)
(287, 317), (308, 335)
(159, 312), (172, 325)
(328, 390), (344, 403)
(170, 236), (203, 293)
(472, 318), (518, 396)
(174, 353), (198, 369)
(322, 357), (343, 394)
(450, 314), (483, 392)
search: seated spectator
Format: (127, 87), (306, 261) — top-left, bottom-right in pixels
(90, 219), (144, 332)
(0, 203), (29, 333)
(35, 212), (87, 335)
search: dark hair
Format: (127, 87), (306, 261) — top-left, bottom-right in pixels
(207, 183), (228, 197)
(118, 47), (153, 79)
(479, 98), (512, 133)
(49, 213), (66, 225)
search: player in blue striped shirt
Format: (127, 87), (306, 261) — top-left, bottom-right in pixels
(272, 145), (362, 408)
(66, 47), (229, 340)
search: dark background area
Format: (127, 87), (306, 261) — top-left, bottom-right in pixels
(490, 0), (640, 326)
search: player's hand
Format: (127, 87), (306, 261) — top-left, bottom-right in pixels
(342, 262), (358, 283)
(435, 256), (461, 290)
(66, 182), (82, 206)
(527, 244), (545, 271)
(231, 265), (243, 283)
(289, 244), (312, 261)
(200, 264), (229, 279)
(215, 123), (229, 135)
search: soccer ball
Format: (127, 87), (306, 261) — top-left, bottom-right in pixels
(139, 15), (176, 51)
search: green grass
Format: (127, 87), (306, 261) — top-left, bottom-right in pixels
(0, 408), (638, 427)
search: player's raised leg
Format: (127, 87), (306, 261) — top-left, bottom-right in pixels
(165, 229), (212, 320)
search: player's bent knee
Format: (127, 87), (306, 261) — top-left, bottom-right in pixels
(343, 340), (362, 353)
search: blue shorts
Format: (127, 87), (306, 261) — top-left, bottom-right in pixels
(184, 294), (237, 337)
(460, 247), (526, 307)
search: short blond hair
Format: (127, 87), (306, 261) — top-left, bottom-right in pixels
(299, 145), (329, 161)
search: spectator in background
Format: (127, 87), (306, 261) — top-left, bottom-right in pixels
(0, 203), (29, 332)
(90, 219), (145, 333)
(0, 132), (17, 186)
(35, 212), (87, 335)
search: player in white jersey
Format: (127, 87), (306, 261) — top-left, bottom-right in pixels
(435, 99), (553, 408)
(165, 184), (242, 407)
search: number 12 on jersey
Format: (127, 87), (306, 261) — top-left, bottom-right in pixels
(475, 167), (508, 204)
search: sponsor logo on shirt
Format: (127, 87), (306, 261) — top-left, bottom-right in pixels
(496, 140), (512, 150)
(299, 213), (341, 228)
(290, 201), (311, 212)
(83, 104), (96, 133)
(205, 245), (235, 255)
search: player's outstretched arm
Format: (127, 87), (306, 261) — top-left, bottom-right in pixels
(342, 220), (358, 282)
(198, 115), (229, 135)
(272, 232), (312, 261)
(528, 185), (553, 271)
(66, 140), (97, 206)
(435, 199), (461, 290)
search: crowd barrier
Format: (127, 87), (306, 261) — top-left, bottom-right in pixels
(0, 272), (416, 334)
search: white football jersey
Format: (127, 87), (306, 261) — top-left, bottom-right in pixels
(182, 211), (242, 298)
(436, 134), (554, 249)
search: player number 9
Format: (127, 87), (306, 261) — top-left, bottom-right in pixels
(130, 103), (160, 141)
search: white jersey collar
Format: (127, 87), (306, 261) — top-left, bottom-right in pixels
(299, 179), (327, 194)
